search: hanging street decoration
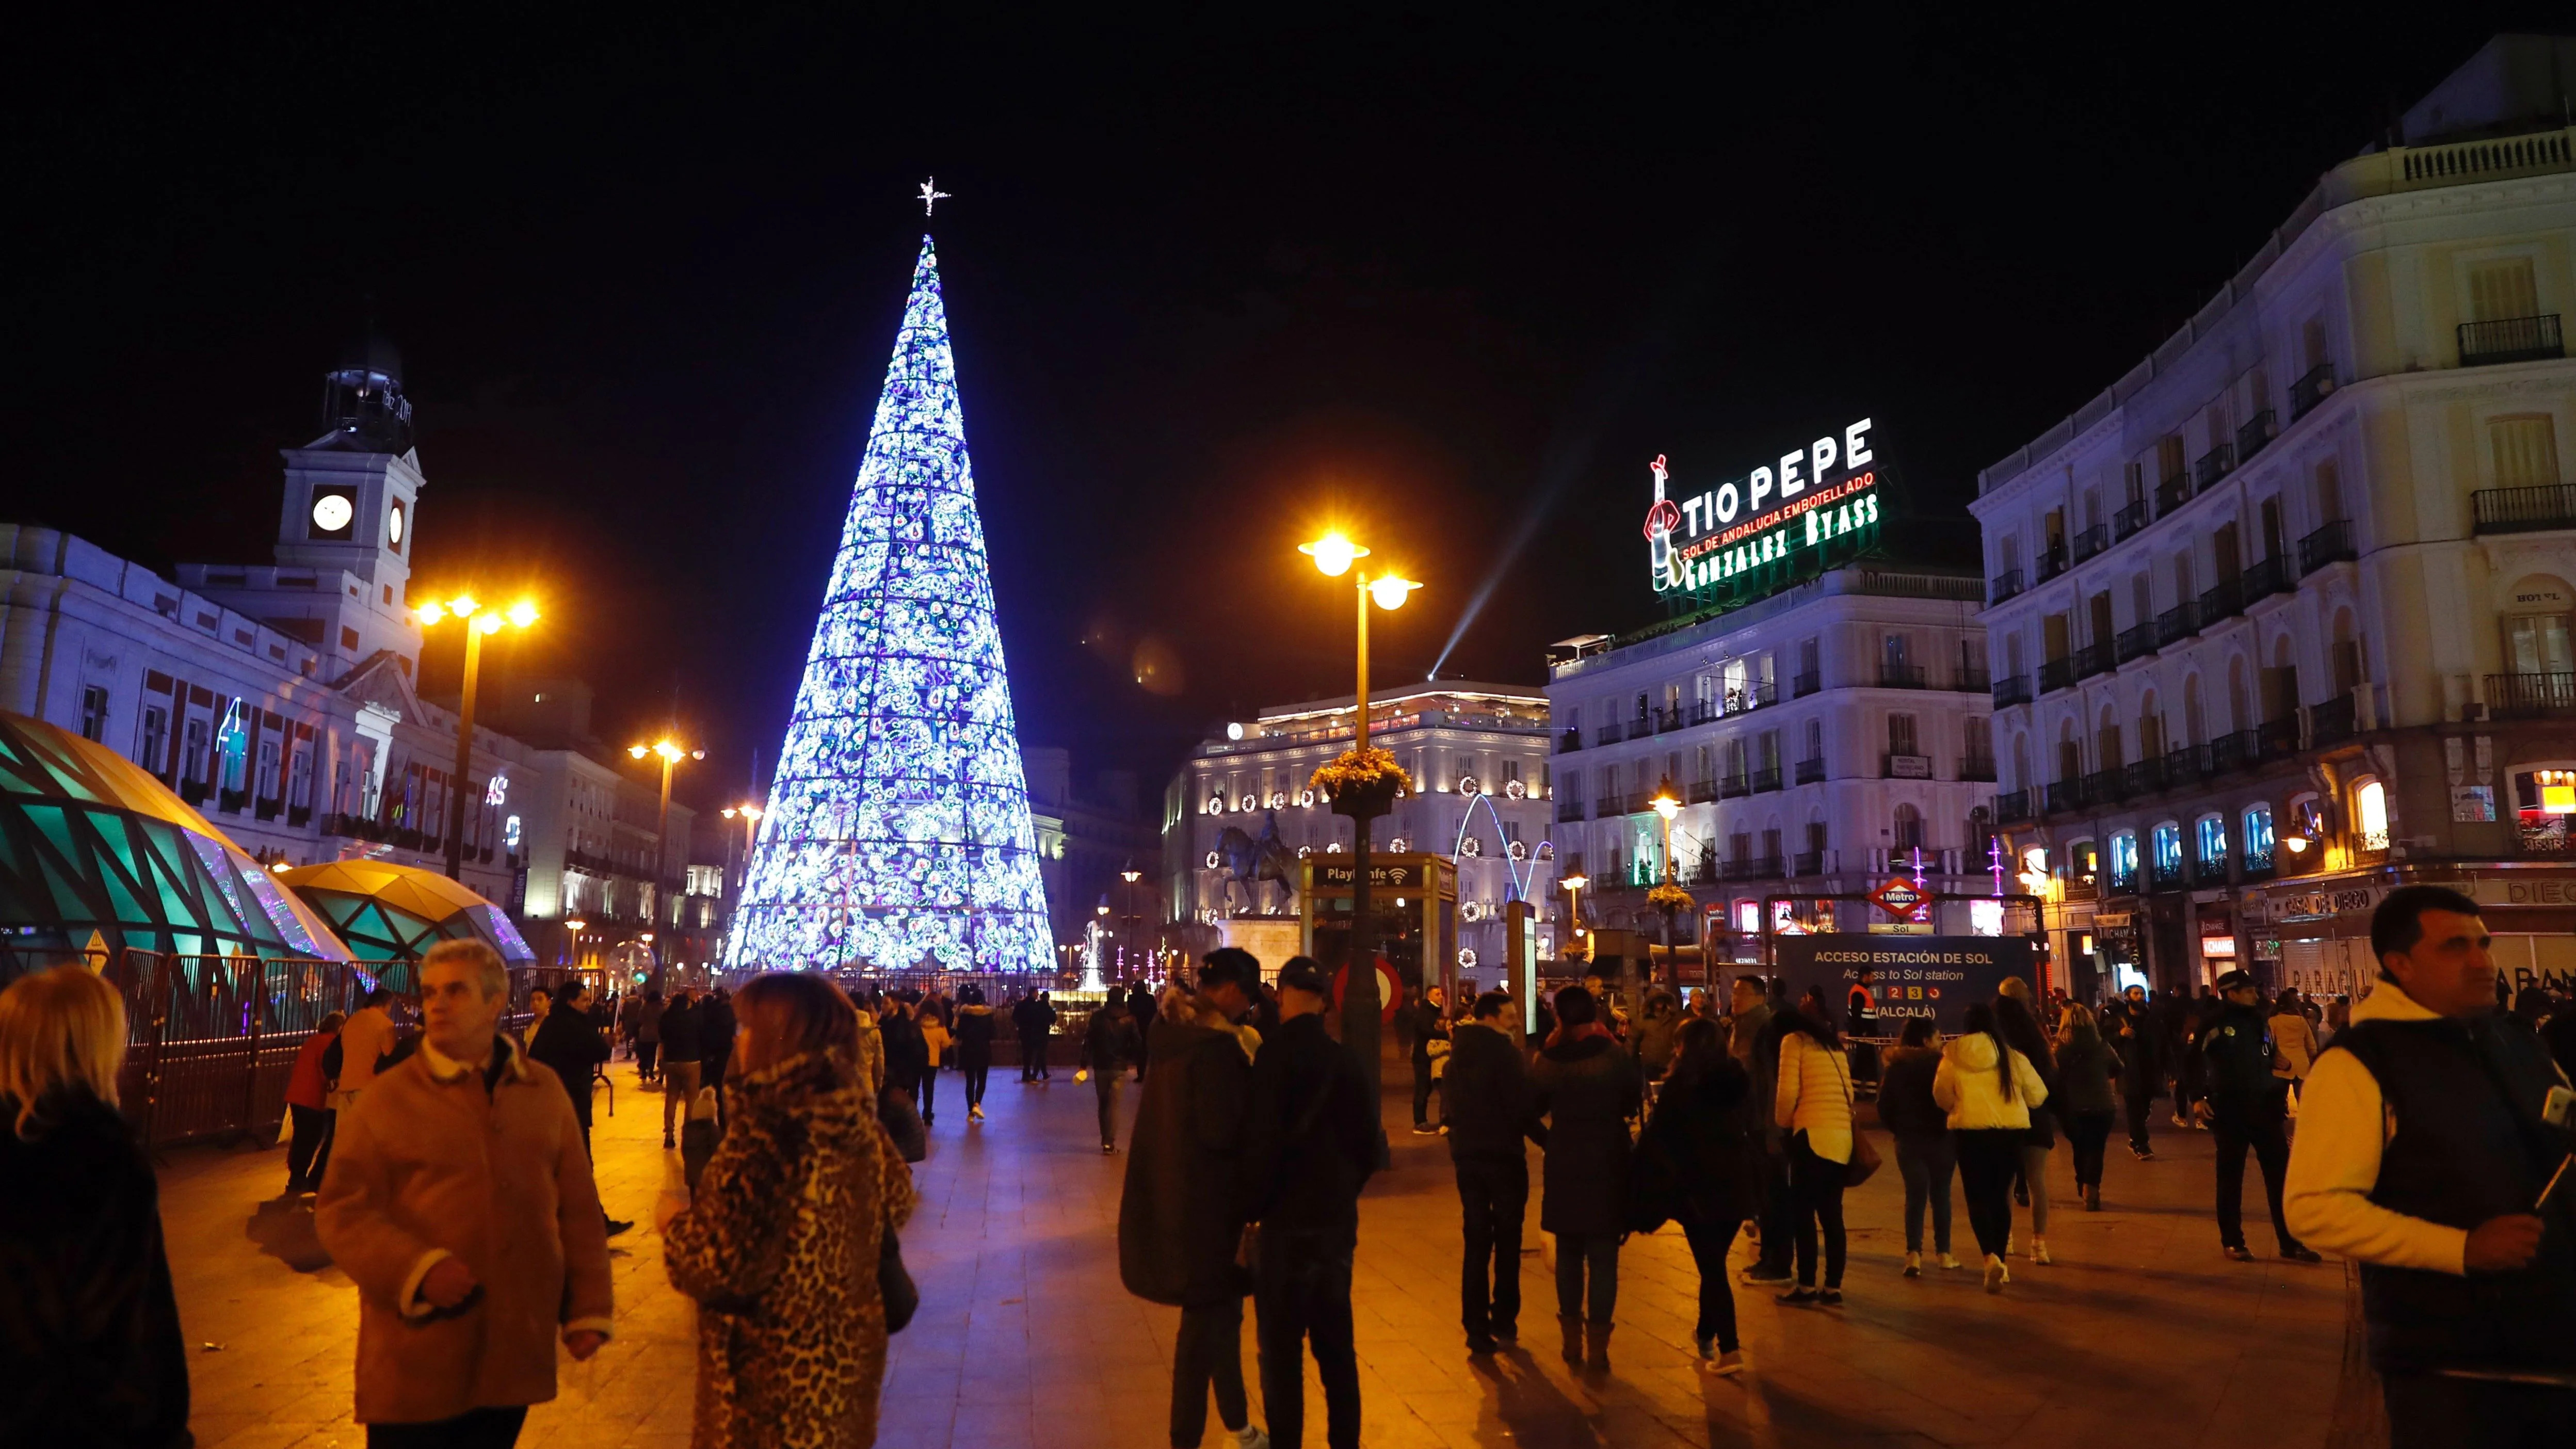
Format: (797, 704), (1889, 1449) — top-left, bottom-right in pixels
(725, 236), (1053, 974)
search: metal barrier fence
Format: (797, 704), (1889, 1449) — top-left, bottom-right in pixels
(0, 948), (535, 1149)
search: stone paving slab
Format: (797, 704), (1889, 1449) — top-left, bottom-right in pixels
(158, 1052), (2347, 1447)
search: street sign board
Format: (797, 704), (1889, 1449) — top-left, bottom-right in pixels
(1869, 876), (1936, 919)
(1766, 934), (2034, 1032)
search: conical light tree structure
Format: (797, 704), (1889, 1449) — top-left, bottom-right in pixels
(726, 236), (1053, 974)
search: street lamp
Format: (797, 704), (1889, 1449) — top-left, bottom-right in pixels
(1119, 859), (1142, 982)
(1649, 775), (1684, 989)
(629, 738), (705, 979)
(413, 593), (539, 880)
(1301, 528), (1420, 1138)
(1560, 873), (1590, 961)
(720, 802), (764, 903)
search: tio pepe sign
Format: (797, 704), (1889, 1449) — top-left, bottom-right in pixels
(1645, 418), (1882, 601)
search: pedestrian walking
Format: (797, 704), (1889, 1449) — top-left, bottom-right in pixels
(1081, 993), (1142, 1152)
(915, 997), (949, 1126)
(314, 941), (613, 1446)
(955, 986), (997, 1120)
(334, 986), (401, 1110)
(2199, 969), (2320, 1263)
(634, 989), (665, 1084)
(1640, 1016), (1757, 1374)
(1530, 985), (1642, 1371)
(1243, 958), (1374, 1449)
(2054, 1004), (2121, 1212)
(1016, 989), (1059, 1082)
(2111, 985), (2161, 1158)
(2285, 886), (2576, 1447)
(1632, 988), (1682, 1091)
(1444, 989), (1547, 1355)
(1727, 974), (1794, 1286)
(661, 986), (704, 1149)
(1845, 970), (1878, 1038)
(1119, 949), (1270, 1449)
(701, 987), (737, 1129)
(527, 981), (632, 1237)
(1876, 1016), (1958, 1275)
(663, 972), (919, 1449)
(1934, 1002), (2051, 1294)
(2270, 986), (2320, 1117)
(0, 964), (192, 1449)
(1772, 1006), (1856, 1304)
(1994, 987), (2061, 1263)
(1128, 980), (1158, 1078)
(1409, 984), (1451, 1135)
(617, 990), (642, 1062)
(879, 996), (929, 1126)
(284, 1010), (346, 1197)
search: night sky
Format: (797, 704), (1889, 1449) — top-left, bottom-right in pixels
(8, 7), (2557, 812)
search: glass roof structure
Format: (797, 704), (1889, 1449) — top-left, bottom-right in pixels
(277, 860), (536, 965)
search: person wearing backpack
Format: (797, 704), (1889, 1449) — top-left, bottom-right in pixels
(1243, 958), (1373, 1449)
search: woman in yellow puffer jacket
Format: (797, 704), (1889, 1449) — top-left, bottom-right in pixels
(1772, 1003), (1856, 1304)
(1934, 1002), (2052, 1294)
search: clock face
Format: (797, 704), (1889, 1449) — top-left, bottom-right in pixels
(388, 502), (405, 544)
(311, 493), (355, 533)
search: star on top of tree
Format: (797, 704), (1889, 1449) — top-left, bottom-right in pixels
(918, 178), (951, 216)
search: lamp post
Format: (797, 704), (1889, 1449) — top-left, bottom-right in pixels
(1299, 530), (1419, 1127)
(629, 738), (705, 980)
(565, 918), (586, 975)
(413, 594), (537, 881)
(1650, 776), (1683, 990)
(719, 802), (763, 898)
(1119, 860), (1142, 982)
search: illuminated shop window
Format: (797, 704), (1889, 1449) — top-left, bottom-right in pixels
(2355, 780), (2390, 851)
(2151, 823), (2183, 884)
(2243, 804), (2275, 870)
(2107, 831), (2139, 892)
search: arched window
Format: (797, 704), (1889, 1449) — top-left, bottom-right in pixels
(2108, 830), (2140, 891)
(2151, 822), (2183, 886)
(1893, 803), (1924, 850)
(2244, 803), (2276, 871)
(2355, 779), (2391, 851)
(2196, 813), (2229, 880)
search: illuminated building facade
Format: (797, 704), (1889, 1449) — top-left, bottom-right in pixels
(1972, 35), (2576, 999)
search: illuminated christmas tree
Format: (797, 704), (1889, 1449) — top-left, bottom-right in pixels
(726, 236), (1053, 974)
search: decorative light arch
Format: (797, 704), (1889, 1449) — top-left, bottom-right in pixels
(1451, 787), (1539, 900)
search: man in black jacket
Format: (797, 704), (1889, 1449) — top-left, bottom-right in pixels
(2199, 970), (2318, 1263)
(2110, 985), (2161, 1159)
(699, 988), (737, 1128)
(658, 987), (702, 1150)
(525, 982), (633, 1236)
(1243, 958), (1376, 1449)
(1445, 990), (1547, 1355)
(1082, 995), (1142, 1153)
(1409, 986), (1451, 1135)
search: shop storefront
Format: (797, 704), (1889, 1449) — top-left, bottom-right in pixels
(2241, 865), (2576, 1002)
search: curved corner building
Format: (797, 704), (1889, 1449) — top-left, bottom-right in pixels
(725, 237), (1052, 974)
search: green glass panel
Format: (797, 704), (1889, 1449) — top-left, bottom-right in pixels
(22, 803), (78, 867)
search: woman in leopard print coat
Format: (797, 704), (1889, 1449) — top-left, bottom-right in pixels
(666, 975), (918, 1449)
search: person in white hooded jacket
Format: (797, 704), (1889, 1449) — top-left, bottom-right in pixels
(1934, 1002), (2051, 1294)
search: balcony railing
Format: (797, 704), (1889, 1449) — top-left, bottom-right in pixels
(2123, 756), (2167, 795)
(2199, 576), (2245, 624)
(1793, 849), (1825, 876)
(2258, 715), (2301, 756)
(2235, 409), (2276, 463)
(2488, 672), (2576, 719)
(2309, 693), (2356, 747)
(1595, 725), (1621, 746)
(1989, 568), (2025, 605)
(1750, 767), (1783, 794)
(1954, 666), (1991, 694)
(2194, 443), (2234, 491)
(1792, 670), (1822, 699)
(2458, 314), (2564, 367)
(2108, 870), (2138, 895)
(2209, 729), (2257, 775)
(1732, 681), (1779, 713)
(2035, 542), (2069, 583)
(1720, 773), (1751, 799)
(2157, 601), (2199, 648)
(2195, 857), (2230, 888)
(1689, 699), (1720, 726)
(2244, 555), (2291, 602)
(2113, 498), (2148, 541)
(2073, 642), (2111, 680)
(2086, 767), (2131, 803)
(2043, 779), (2090, 815)
(1960, 754), (1997, 782)
(2156, 471), (2191, 516)
(2298, 518), (2356, 573)
(1995, 789), (2034, 825)
(2072, 523), (2109, 563)
(1993, 673), (2033, 707)
(1880, 663), (1928, 689)
(218, 787), (248, 814)
(2037, 657), (2076, 694)
(2149, 861), (2184, 892)
(2472, 483), (2576, 535)
(2164, 744), (2208, 787)
(1685, 777), (1715, 805)
(1557, 800), (1587, 823)
(1628, 717), (1656, 741)
(2115, 622), (2156, 664)
(1558, 728), (1583, 753)
(2290, 361), (2336, 421)
(1795, 757), (1826, 785)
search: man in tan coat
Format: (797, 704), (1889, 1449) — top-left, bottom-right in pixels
(316, 940), (614, 1445)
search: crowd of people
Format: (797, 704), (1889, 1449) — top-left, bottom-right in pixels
(3, 881), (2569, 1447)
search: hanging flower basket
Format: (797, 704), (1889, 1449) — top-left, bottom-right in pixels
(1314, 746), (1410, 820)
(1647, 881), (1695, 912)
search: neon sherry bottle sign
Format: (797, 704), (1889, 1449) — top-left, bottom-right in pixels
(1643, 418), (1883, 606)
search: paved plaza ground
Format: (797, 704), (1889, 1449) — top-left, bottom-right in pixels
(162, 1052), (2361, 1448)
